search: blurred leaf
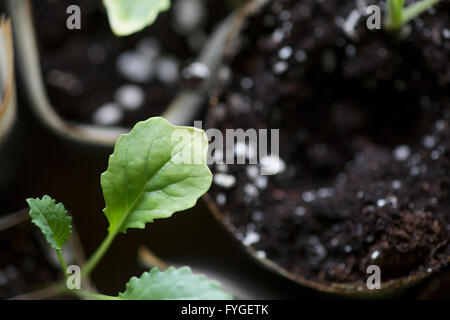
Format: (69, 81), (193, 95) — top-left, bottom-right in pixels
(119, 267), (233, 300)
(103, 0), (170, 36)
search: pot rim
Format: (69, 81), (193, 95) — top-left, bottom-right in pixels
(6, 0), (234, 147)
(0, 17), (17, 147)
(204, 0), (445, 296)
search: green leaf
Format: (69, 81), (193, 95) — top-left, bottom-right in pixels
(101, 117), (212, 234)
(26, 195), (72, 250)
(119, 267), (233, 300)
(103, 0), (170, 36)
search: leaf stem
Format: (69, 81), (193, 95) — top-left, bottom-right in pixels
(402, 0), (441, 25)
(71, 289), (120, 300)
(81, 229), (118, 278)
(56, 249), (68, 280)
(386, 0), (442, 31)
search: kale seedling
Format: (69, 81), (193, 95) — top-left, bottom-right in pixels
(27, 117), (232, 300)
(385, 0), (443, 31)
(102, 0), (171, 36)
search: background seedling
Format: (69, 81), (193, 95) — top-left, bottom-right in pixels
(27, 117), (232, 300)
(103, 0), (171, 36)
(385, 0), (443, 31)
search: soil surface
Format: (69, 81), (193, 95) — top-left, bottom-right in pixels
(32, 0), (231, 127)
(208, 0), (450, 285)
(0, 220), (60, 298)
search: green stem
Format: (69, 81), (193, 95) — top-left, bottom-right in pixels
(387, 0), (442, 30)
(387, 0), (404, 30)
(81, 229), (118, 278)
(402, 0), (441, 25)
(71, 289), (120, 300)
(56, 249), (68, 280)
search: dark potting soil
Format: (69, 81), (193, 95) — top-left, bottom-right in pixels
(32, 0), (231, 127)
(208, 0), (450, 285)
(0, 219), (60, 299)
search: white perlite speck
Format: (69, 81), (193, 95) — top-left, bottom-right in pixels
(273, 61), (288, 74)
(393, 145), (411, 161)
(371, 250), (380, 260)
(136, 38), (161, 60)
(422, 135), (436, 149)
(240, 77), (254, 90)
(116, 51), (153, 83)
(155, 56), (179, 84)
(216, 193), (226, 206)
(272, 28), (284, 43)
(255, 176), (268, 190)
(309, 236), (327, 258)
(182, 61), (210, 80)
(279, 46), (293, 60)
(302, 191), (316, 203)
(244, 184), (259, 198)
(243, 231), (260, 246)
(256, 250), (267, 259)
(114, 84), (145, 110)
(173, 0), (204, 33)
(442, 28), (450, 39)
(431, 150), (440, 160)
(318, 187), (335, 198)
(213, 173), (236, 189)
(391, 180), (402, 190)
(92, 103), (123, 126)
(341, 10), (360, 38)
(295, 206), (306, 216)
(215, 163), (228, 173)
(435, 120), (445, 132)
(377, 199), (386, 208)
(246, 165), (260, 179)
(260, 155), (286, 175)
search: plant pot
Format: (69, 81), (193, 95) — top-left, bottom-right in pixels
(5, 0), (235, 147)
(0, 17), (19, 191)
(0, 209), (92, 299)
(204, 0), (449, 297)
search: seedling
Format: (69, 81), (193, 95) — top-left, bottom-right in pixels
(102, 0), (171, 36)
(27, 117), (232, 300)
(385, 0), (443, 31)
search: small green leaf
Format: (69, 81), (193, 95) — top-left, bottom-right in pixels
(103, 0), (170, 36)
(101, 117), (212, 234)
(26, 195), (72, 250)
(119, 267), (233, 300)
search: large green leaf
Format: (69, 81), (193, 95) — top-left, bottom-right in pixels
(101, 117), (212, 234)
(103, 0), (170, 36)
(119, 267), (233, 300)
(26, 195), (72, 250)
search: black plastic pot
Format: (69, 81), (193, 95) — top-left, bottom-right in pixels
(5, 0), (234, 147)
(203, 0), (447, 298)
